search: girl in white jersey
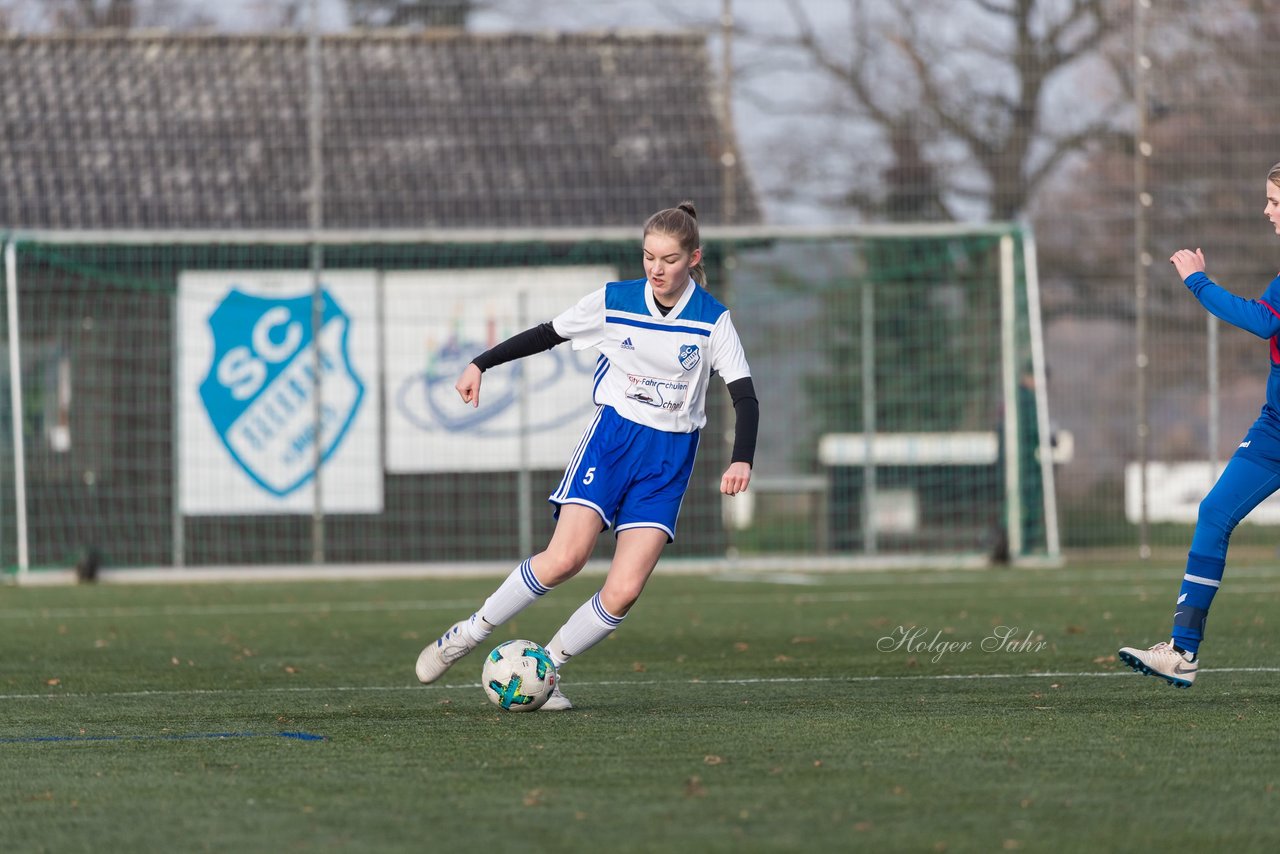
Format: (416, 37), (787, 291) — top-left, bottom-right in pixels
(415, 202), (759, 710)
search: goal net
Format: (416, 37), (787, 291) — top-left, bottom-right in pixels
(0, 224), (1056, 578)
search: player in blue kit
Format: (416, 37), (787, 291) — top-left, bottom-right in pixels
(1119, 162), (1280, 687)
(415, 201), (758, 709)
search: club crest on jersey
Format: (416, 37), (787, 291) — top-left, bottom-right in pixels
(198, 288), (365, 497)
(678, 344), (701, 371)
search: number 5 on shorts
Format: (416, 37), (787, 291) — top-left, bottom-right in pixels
(582, 467), (596, 485)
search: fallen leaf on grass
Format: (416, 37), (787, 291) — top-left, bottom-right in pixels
(683, 776), (707, 798)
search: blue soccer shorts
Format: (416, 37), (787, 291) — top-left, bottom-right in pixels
(549, 405), (700, 542)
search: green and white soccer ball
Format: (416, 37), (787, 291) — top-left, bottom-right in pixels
(481, 639), (558, 712)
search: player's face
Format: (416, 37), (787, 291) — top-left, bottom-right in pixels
(1265, 180), (1280, 236)
(643, 233), (701, 307)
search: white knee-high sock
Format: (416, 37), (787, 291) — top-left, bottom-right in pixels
(545, 591), (625, 669)
(464, 558), (552, 644)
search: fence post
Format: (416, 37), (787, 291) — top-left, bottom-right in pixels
(1000, 233), (1023, 560)
(4, 238), (29, 577)
(307, 0), (326, 565)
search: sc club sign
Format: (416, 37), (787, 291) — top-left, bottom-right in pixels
(178, 271), (382, 515)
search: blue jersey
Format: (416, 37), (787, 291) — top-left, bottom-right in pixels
(1185, 270), (1280, 441)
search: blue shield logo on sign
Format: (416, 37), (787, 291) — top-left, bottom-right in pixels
(198, 288), (364, 497)
(678, 344), (701, 371)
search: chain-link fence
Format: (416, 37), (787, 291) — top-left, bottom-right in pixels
(3, 2), (1280, 573)
(1, 225), (1051, 574)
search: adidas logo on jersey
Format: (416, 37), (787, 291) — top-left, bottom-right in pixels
(621, 337), (635, 350)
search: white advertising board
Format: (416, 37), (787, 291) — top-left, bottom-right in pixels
(1125, 461), (1280, 524)
(383, 266), (616, 473)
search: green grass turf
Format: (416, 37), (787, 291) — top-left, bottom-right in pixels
(2, 562), (1280, 853)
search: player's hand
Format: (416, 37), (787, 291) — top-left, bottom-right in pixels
(720, 461), (751, 496)
(455, 363), (483, 407)
(1170, 247), (1206, 280)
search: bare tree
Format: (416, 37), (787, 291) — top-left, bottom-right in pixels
(51, 0), (137, 29)
(1029, 0), (1280, 318)
(347, 0), (473, 28)
(737, 0), (1130, 222)
(11, 0), (215, 31)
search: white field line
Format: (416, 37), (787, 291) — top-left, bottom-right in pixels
(715, 563), (1280, 586)
(5, 579), (1280, 621)
(0, 598), (483, 621)
(2, 668), (1279, 703)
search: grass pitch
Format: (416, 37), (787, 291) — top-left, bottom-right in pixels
(2, 561), (1279, 853)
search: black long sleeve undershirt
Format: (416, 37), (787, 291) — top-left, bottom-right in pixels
(471, 323), (758, 467)
(726, 377), (759, 466)
(471, 322), (568, 372)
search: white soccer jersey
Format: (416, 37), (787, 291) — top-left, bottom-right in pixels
(551, 277), (751, 433)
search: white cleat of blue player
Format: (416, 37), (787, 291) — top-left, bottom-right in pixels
(1118, 639), (1198, 688)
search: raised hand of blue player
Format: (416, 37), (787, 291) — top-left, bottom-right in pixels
(1170, 247), (1206, 280)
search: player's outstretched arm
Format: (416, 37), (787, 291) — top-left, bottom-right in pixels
(456, 322), (570, 409)
(1174, 246), (1280, 337)
(456, 362), (483, 408)
(721, 461), (752, 496)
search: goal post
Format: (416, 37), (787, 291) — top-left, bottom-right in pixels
(0, 223), (1058, 580)
(740, 224), (1059, 565)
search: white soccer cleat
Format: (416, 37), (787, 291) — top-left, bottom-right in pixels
(415, 618), (480, 684)
(1118, 639), (1198, 688)
(539, 682), (573, 711)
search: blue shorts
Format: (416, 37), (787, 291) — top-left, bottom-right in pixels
(549, 405), (700, 542)
(1234, 416), (1280, 472)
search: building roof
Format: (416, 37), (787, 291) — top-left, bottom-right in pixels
(0, 31), (759, 231)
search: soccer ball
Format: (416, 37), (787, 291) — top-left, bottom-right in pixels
(481, 639), (558, 712)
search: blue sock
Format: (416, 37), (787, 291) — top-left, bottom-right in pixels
(1170, 552), (1224, 655)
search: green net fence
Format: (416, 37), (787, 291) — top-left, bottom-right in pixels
(0, 226), (1049, 575)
